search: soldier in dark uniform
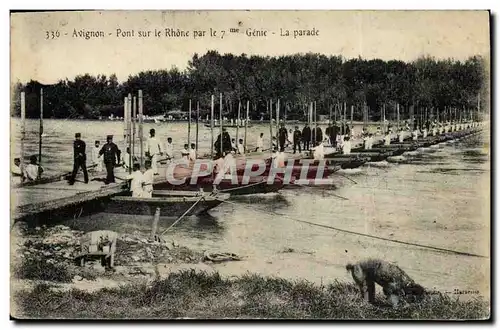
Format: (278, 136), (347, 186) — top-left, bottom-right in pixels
(325, 122), (333, 145)
(214, 128), (232, 158)
(277, 122), (288, 152)
(292, 126), (302, 154)
(314, 126), (323, 144)
(68, 133), (88, 185)
(99, 135), (121, 184)
(302, 123), (311, 151)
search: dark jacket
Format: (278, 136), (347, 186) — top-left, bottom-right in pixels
(278, 127), (288, 142)
(302, 126), (311, 141)
(99, 142), (120, 164)
(312, 127), (323, 143)
(73, 139), (86, 161)
(214, 132), (232, 154)
(293, 129), (302, 142)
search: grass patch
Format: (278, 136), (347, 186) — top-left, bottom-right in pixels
(12, 270), (490, 320)
(13, 256), (73, 283)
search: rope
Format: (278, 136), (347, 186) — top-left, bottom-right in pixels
(334, 173), (358, 184)
(292, 182), (349, 201)
(160, 195), (205, 235)
(217, 178), (268, 193)
(217, 198), (488, 259)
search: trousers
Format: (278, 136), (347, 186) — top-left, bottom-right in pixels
(70, 157), (88, 184)
(293, 141), (302, 154)
(105, 161), (115, 184)
(303, 140), (310, 150)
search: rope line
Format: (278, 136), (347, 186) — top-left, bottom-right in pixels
(218, 198), (488, 259)
(160, 196), (205, 235)
(217, 179), (268, 193)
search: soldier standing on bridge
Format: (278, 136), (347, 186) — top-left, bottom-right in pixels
(99, 135), (121, 184)
(68, 133), (89, 185)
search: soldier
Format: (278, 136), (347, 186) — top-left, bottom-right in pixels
(292, 126), (302, 154)
(69, 133), (88, 185)
(302, 123), (311, 151)
(278, 122), (288, 152)
(99, 135), (121, 184)
(147, 128), (162, 175)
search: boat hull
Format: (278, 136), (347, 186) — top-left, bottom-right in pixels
(106, 193), (228, 216)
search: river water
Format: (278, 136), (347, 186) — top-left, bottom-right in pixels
(11, 119), (491, 300)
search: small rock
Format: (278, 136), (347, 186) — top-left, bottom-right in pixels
(132, 255), (141, 262)
(185, 257), (191, 262)
(35, 227), (41, 231)
(43, 251), (53, 257)
(73, 275), (83, 281)
(167, 257), (173, 263)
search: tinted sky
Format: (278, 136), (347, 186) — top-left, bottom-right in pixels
(10, 10), (490, 84)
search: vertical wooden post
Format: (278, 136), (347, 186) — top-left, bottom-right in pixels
(127, 95), (132, 174)
(270, 99), (274, 136)
(150, 207), (160, 240)
(38, 88), (43, 177)
(123, 96), (128, 138)
(309, 102), (313, 145)
(477, 92), (480, 122)
(269, 100), (273, 153)
(396, 103), (400, 130)
(334, 103), (337, 123)
(188, 99), (192, 146)
(350, 105), (354, 132)
(314, 101), (318, 141)
(244, 100), (249, 153)
(382, 103), (386, 134)
(196, 101), (199, 156)
(236, 101), (241, 146)
(20, 91), (26, 178)
(343, 102), (347, 124)
(210, 95), (214, 159)
(284, 102), (288, 127)
(138, 90), (144, 168)
(132, 96), (137, 167)
(276, 99), (280, 138)
(219, 93), (223, 156)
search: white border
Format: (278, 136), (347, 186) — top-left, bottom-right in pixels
(1, 1), (497, 329)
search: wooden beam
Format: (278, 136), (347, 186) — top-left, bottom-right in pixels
(138, 90), (144, 168)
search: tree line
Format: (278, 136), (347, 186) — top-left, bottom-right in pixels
(11, 51), (487, 122)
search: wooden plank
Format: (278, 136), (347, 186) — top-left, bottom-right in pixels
(13, 182), (127, 220)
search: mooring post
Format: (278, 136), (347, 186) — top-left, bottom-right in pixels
(138, 90), (144, 168)
(219, 93), (223, 156)
(211, 95), (214, 159)
(188, 99), (192, 146)
(244, 100), (249, 153)
(20, 91), (26, 180)
(150, 207), (161, 240)
(38, 88), (43, 179)
(196, 101), (199, 157)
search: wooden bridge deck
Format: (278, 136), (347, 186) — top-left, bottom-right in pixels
(12, 179), (127, 221)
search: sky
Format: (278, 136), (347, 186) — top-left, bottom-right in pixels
(10, 10), (490, 84)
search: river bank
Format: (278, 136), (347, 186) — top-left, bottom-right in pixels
(10, 222), (490, 320)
